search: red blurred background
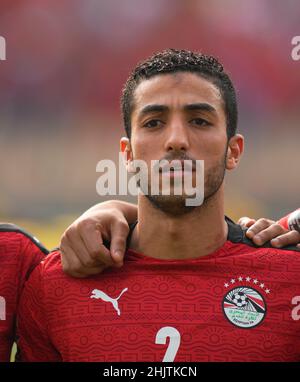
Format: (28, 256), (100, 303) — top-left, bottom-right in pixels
(0, 0), (299, 246)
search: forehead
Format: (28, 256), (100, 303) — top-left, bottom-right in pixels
(132, 72), (224, 113)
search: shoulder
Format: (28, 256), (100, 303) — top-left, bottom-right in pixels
(32, 249), (63, 277)
(21, 250), (63, 301)
(0, 223), (49, 285)
(0, 223), (48, 255)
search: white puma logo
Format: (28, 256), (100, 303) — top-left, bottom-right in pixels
(90, 288), (128, 316)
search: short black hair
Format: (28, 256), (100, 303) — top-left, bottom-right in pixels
(121, 48), (238, 140)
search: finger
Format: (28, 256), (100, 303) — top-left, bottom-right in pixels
(246, 218), (275, 239)
(271, 230), (300, 248)
(60, 243), (90, 277)
(109, 221), (129, 265)
(62, 228), (105, 269)
(238, 217), (256, 229)
(78, 223), (115, 267)
(252, 224), (287, 245)
(60, 245), (108, 278)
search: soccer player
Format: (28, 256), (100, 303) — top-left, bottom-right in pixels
(17, 49), (300, 361)
(0, 224), (48, 361)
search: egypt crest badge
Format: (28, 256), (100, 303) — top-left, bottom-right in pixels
(222, 277), (269, 329)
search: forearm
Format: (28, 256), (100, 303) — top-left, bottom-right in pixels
(84, 200), (138, 225)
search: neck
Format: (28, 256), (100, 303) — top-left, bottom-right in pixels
(130, 186), (228, 260)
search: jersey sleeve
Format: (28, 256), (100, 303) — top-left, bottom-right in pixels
(278, 208), (300, 232)
(16, 263), (61, 362)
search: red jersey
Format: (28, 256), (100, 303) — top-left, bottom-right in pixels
(0, 224), (48, 361)
(17, 218), (300, 362)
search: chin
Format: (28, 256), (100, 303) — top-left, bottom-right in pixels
(145, 194), (197, 216)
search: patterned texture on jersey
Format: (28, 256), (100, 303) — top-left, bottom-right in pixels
(17, 220), (300, 362)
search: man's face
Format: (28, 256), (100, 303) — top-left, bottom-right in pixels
(127, 72), (229, 215)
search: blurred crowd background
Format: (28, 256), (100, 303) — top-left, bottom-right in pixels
(0, 0), (299, 248)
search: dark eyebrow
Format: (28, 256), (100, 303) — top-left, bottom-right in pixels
(139, 103), (217, 117)
(139, 104), (168, 116)
(184, 103), (217, 114)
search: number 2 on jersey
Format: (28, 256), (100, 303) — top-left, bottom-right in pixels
(155, 326), (181, 362)
(0, 296), (5, 321)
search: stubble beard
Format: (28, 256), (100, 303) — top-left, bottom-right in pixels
(145, 151), (227, 217)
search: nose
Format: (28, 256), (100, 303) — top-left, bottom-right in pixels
(164, 118), (190, 153)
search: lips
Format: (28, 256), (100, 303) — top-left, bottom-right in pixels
(159, 160), (195, 173)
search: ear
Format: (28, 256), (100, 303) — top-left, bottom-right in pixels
(120, 137), (134, 172)
(226, 134), (244, 170)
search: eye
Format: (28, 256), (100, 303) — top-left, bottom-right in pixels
(190, 118), (210, 127)
(143, 119), (164, 128)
